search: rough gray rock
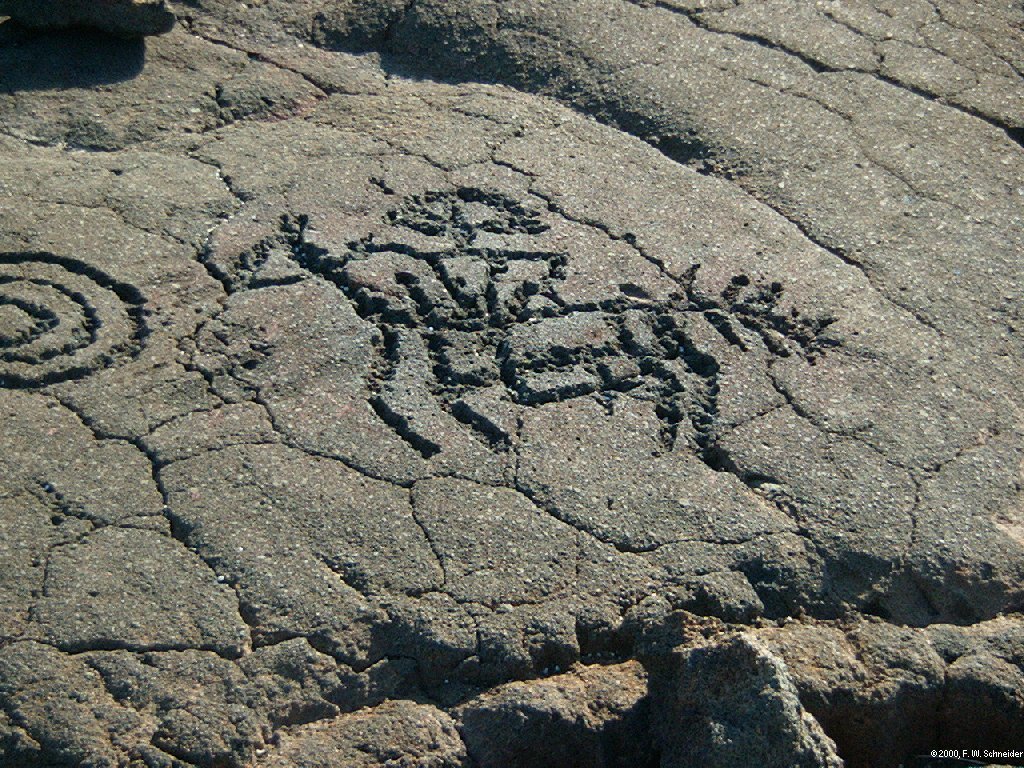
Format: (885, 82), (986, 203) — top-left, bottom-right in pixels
(457, 661), (651, 767)
(650, 634), (843, 768)
(33, 526), (250, 656)
(761, 616), (1024, 768)
(0, 0), (176, 38)
(0, 0), (1022, 765)
(256, 700), (467, 768)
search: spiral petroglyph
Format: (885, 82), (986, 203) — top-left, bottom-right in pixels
(0, 252), (145, 387)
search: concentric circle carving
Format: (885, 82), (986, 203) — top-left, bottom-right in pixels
(0, 252), (145, 387)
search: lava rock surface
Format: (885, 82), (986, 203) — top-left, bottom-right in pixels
(0, 0), (176, 38)
(0, 1), (1022, 767)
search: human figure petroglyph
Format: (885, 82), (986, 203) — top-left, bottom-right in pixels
(288, 189), (721, 459)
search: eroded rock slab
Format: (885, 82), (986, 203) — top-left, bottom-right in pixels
(0, 1), (1022, 766)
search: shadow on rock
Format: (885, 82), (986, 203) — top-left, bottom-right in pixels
(0, 22), (145, 92)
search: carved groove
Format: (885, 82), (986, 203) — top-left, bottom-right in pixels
(0, 252), (146, 387)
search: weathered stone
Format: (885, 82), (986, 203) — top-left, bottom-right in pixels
(457, 661), (650, 767)
(0, 0), (176, 37)
(256, 700), (466, 768)
(1, 0), (1023, 764)
(649, 634), (843, 768)
(1, 0), (176, 37)
(33, 527), (250, 657)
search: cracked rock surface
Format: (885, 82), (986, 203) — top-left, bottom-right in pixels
(0, 1), (1022, 766)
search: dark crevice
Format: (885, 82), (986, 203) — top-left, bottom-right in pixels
(382, 0), (418, 45)
(368, 395), (442, 458)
